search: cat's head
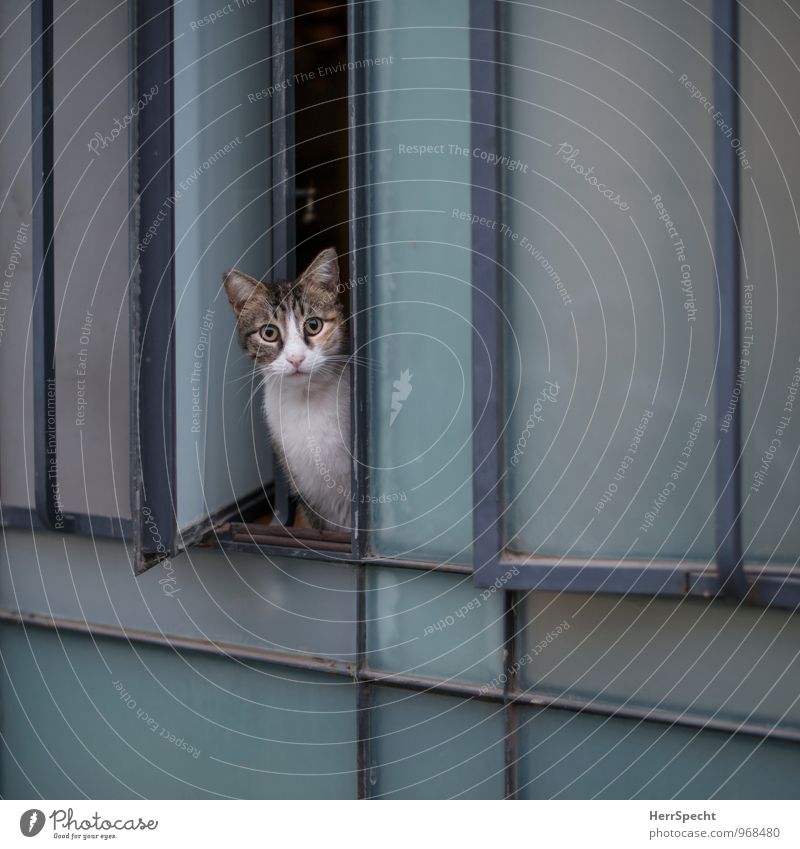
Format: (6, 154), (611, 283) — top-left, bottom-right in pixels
(224, 247), (346, 381)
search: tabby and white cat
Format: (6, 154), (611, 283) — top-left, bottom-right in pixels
(224, 248), (351, 530)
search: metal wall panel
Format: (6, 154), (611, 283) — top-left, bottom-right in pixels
(517, 705), (800, 799)
(364, 0), (473, 564)
(367, 565), (504, 685)
(518, 591), (800, 729)
(740, 0), (800, 563)
(0, 530), (357, 662)
(369, 686), (505, 798)
(503, 0), (717, 560)
(173, 0), (274, 531)
(0, 623), (357, 798)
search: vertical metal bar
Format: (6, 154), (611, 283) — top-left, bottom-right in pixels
(132, 0), (176, 572)
(502, 591), (519, 799)
(470, 0), (515, 797)
(469, 0), (517, 797)
(348, 0), (368, 559)
(470, 0), (503, 589)
(349, 0), (372, 799)
(713, 0), (750, 600)
(355, 563), (372, 799)
(271, 0), (296, 526)
(31, 0), (73, 532)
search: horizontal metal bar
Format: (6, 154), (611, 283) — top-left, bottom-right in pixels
(230, 532), (350, 554)
(213, 530), (800, 610)
(227, 521), (351, 546)
(3, 607), (798, 743)
(689, 569), (800, 610)
(510, 688), (800, 744)
(480, 555), (800, 612)
(215, 533), (473, 572)
(0, 607), (353, 677)
(487, 556), (696, 595)
(217, 538), (356, 563)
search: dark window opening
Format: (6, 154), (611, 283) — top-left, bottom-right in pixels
(212, 0), (352, 555)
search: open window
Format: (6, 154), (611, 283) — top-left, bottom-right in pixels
(133, 0), (357, 572)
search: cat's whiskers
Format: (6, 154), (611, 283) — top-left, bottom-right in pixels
(239, 369), (278, 421)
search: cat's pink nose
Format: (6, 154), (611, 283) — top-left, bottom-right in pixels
(287, 353), (306, 369)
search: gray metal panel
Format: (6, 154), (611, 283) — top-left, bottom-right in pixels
(0, 1), (35, 510)
(0, 529), (357, 661)
(53, 0), (131, 517)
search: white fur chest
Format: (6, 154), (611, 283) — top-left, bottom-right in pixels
(262, 370), (351, 529)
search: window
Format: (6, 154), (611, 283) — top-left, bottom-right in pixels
(471, 0), (800, 608)
(133, 0), (358, 571)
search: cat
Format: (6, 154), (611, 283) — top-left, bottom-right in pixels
(224, 247), (351, 531)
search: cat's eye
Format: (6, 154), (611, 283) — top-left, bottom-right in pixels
(260, 324), (280, 343)
(305, 317), (323, 336)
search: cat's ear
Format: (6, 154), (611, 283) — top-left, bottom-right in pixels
(224, 269), (261, 315)
(299, 247), (339, 291)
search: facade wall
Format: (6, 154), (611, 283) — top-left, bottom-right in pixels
(1, 530), (798, 798)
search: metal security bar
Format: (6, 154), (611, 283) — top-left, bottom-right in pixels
(271, 0), (297, 528)
(469, 0), (800, 612)
(30, 0), (67, 533)
(712, 0), (751, 601)
(347, 0), (371, 798)
(132, 0), (178, 571)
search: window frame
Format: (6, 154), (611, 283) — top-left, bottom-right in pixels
(469, 0), (800, 610)
(132, 0), (370, 572)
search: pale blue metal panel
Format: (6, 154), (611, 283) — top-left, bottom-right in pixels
(369, 687), (505, 798)
(365, 0), (473, 564)
(518, 705), (800, 799)
(0, 624), (357, 799)
(740, 0), (800, 563)
(173, 0), (273, 530)
(367, 566), (504, 685)
(0, 531), (357, 662)
(503, 0), (717, 560)
(518, 592), (800, 728)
